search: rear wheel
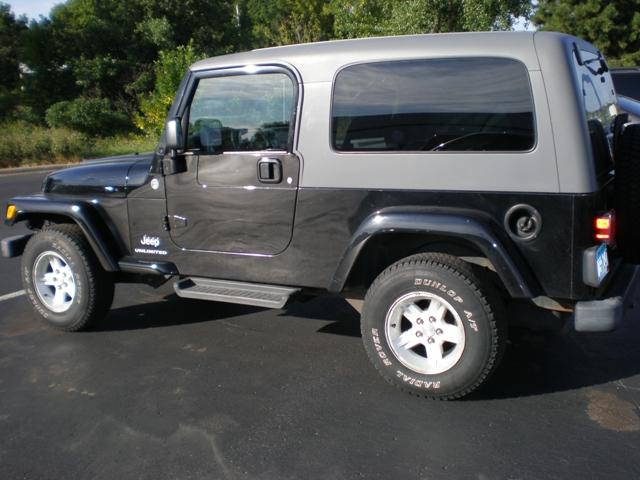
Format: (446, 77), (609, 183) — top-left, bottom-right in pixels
(22, 224), (114, 331)
(361, 253), (506, 399)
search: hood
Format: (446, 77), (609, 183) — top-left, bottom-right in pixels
(43, 152), (154, 196)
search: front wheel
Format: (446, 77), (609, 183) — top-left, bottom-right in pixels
(22, 224), (114, 331)
(361, 253), (506, 399)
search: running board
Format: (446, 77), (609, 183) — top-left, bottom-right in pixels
(174, 278), (299, 309)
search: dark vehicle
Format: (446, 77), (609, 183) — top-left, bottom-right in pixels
(3, 32), (640, 399)
(612, 67), (640, 101)
(612, 67), (640, 121)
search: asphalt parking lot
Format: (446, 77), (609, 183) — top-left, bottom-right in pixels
(1, 170), (640, 479)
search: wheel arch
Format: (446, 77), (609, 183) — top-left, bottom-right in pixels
(7, 196), (123, 272)
(330, 209), (539, 299)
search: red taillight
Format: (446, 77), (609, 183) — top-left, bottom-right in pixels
(594, 211), (616, 245)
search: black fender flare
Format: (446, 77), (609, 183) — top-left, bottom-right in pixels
(6, 196), (122, 272)
(330, 209), (539, 298)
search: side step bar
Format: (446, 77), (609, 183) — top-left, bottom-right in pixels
(174, 278), (300, 309)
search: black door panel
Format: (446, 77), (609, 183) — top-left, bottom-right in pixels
(166, 152), (299, 254)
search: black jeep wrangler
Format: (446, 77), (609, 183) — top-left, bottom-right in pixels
(3, 32), (640, 399)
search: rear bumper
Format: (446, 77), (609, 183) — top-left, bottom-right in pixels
(1, 234), (32, 258)
(573, 263), (639, 332)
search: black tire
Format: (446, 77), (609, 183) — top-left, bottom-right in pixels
(615, 123), (640, 263)
(21, 224), (114, 331)
(361, 253), (506, 400)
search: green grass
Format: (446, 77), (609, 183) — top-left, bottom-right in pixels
(0, 121), (157, 169)
(89, 135), (157, 159)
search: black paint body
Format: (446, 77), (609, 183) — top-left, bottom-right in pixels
(6, 148), (610, 303)
(165, 152), (300, 255)
(150, 182), (603, 300)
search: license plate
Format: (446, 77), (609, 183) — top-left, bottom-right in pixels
(596, 243), (609, 282)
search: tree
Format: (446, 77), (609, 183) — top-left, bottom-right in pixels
(533, 0), (640, 66)
(19, 17), (77, 120)
(138, 0), (239, 55)
(330, 0), (532, 38)
(20, 0), (240, 125)
(0, 3), (27, 118)
(241, 0), (333, 47)
(136, 42), (203, 136)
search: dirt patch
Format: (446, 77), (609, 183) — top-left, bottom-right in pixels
(586, 389), (640, 432)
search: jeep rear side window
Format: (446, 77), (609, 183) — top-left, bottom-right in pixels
(572, 48), (616, 179)
(332, 57), (535, 152)
(186, 72), (294, 153)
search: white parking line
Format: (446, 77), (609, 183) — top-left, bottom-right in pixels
(0, 290), (26, 302)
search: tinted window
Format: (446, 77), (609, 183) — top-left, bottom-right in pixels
(332, 58), (535, 152)
(187, 72), (295, 152)
(573, 49), (616, 178)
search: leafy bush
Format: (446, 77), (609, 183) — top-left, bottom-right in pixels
(0, 121), (89, 167)
(45, 97), (131, 136)
(10, 105), (42, 124)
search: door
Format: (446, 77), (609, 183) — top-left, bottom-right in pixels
(165, 67), (300, 255)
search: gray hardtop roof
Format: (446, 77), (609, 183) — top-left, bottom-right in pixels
(190, 31), (586, 82)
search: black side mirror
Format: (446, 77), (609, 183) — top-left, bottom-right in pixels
(165, 119), (183, 151)
(162, 118), (186, 175)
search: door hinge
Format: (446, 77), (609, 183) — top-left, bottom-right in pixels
(162, 215), (171, 231)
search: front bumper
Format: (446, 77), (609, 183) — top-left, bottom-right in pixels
(573, 263), (639, 332)
(1, 234), (32, 258)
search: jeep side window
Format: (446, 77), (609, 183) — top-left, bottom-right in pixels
(332, 57), (535, 152)
(573, 48), (616, 178)
(186, 72), (295, 153)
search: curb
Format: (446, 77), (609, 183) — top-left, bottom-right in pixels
(0, 163), (78, 176)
